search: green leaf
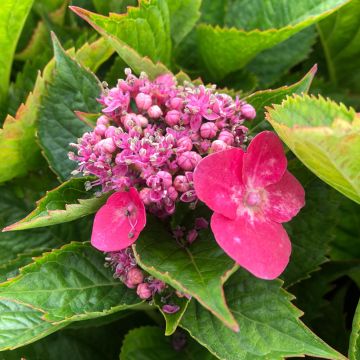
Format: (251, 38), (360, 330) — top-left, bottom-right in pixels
(266, 94), (360, 204)
(246, 65), (317, 134)
(120, 326), (215, 360)
(196, 0), (349, 80)
(0, 0), (34, 107)
(3, 177), (109, 231)
(92, 0), (138, 15)
(133, 218), (239, 331)
(317, 0), (360, 92)
(349, 299), (360, 360)
(181, 270), (346, 360)
(247, 27), (317, 87)
(38, 34), (102, 181)
(0, 242), (142, 323)
(166, 0), (201, 47)
(281, 177), (343, 287)
(154, 294), (190, 336)
(0, 299), (67, 351)
(71, 0), (172, 71)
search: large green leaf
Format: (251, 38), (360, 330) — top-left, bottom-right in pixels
(120, 326), (215, 360)
(196, 0), (349, 80)
(0, 37), (113, 184)
(38, 35), (101, 181)
(317, 0), (360, 92)
(246, 65), (317, 134)
(166, 0), (201, 47)
(0, 0), (34, 107)
(266, 94), (360, 204)
(181, 270), (346, 360)
(71, 0), (172, 71)
(349, 299), (360, 360)
(133, 218), (239, 331)
(0, 242), (142, 323)
(4, 177), (109, 231)
(0, 299), (67, 351)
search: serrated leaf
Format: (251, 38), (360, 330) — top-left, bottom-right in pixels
(247, 26), (317, 87)
(245, 65), (317, 134)
(92, 0), (138, 15)
(166, 0), (201, 47)
(71, 4), (171, 79)
(349, 299), (360, 360)
(120, 326), (215, 360)
(0, 242), (142, 323)
(38, 34), (101, 181)
(3, 177), (109, 231)
(317, 0), (360, 92)
(154, 294), (190, 336)
(196, 0), (349, 80)
(0, 0), (34, 107)
(180, 269), (346, 360)
(133, 218), (239, 331)
(0, 299), (68, 351)
(266, 94), (360, 204)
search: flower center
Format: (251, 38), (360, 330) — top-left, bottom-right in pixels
(245, 191), (261, 207)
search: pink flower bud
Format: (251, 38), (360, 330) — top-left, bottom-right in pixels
(180, 190), (197, 203)
(177, 151), (202, 171)
(164, 201), (176, 214)
(137, 114), (148, 128)
(190, 132), (200, 142)
(96, 115), (109, 126)
(162, 304), (180, 314)
(105, 126), (116, 138)
(136, 283), (152, 299)
(165, 110), (181, 126)
(200, 122), (218, 139)
(218, 130), (234, 145)
(241, 104), (256, 119)
(195, 217), (209, 230)
(199, 140), (211, 153)
(135, 93), (152, 111)
(157, 171), (173, 189)
(139, 188), (152, 205)
(94, 124), (107, 136)
(169, 97), (183, 110)
(177, 137), (193, 152)
(215, 119), (226, 130)
(127, 267), (144, 286)
(167, 186), (178, 201)
(210, 139), (227, 153)
(148, 105), (163, 119)
(173, 175), (190, 193)
(187, 229), (198, 244)
(99, 138), (116, 153)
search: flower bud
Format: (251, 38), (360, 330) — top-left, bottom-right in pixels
(177, 136), (193, 152)
(94, 124), (107, 136)
(148, 105), (163, 119)
(177, 151), (202, 171)
(187, 229), (198, 244)
(135, 93), (152, 111)
(127, 267), (144, 286)
(162, 304), (180, 314)
(241, 104), (256, 119)
(105, 126), (116, 138)
(167, 186), (178, 201)
(218, 130), (234, 145)
(99, 138), (116, 153)
(96, 115), (109, 126)
(136, 283), (152, 299)
(169, 97), (183, 110)
(199, 140), (211, 153)
(139, 188), (152, 205)
(157, 171), (173, 189)
(210, 139), (227, 153)
(137, 114), (148, 128)
(200, 122), (218, 139)
(165, 110), (181, 126)
(195, 217), (209, 230)
(173, 175), (190, 193)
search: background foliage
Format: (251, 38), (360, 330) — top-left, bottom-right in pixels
(0, 0), (359, 359)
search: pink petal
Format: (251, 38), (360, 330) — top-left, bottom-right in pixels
(243, 131), (287, 188)
(264, 171), (305, 223)
(91, 188), (146, 252)
(193, 148), (245, 219)
(211, 213), (291, 279)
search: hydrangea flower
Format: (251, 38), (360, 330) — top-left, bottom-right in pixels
(193, 131), (305, 279)
(91, 188), (146, 252)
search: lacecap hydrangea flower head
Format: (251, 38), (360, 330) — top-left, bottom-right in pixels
(69, 69), (305, 303)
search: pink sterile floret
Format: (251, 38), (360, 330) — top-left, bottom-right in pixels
(91, 188), (146, 252)
(193, 131), (305, 280)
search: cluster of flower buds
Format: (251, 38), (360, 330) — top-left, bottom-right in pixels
(173, 217), (209, 245)
(69, 69), (255, 218)
(105, 249), (166, 300)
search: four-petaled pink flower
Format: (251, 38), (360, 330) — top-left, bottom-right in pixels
(193, 131), (305, 279)
(91, 188), (146, 252)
